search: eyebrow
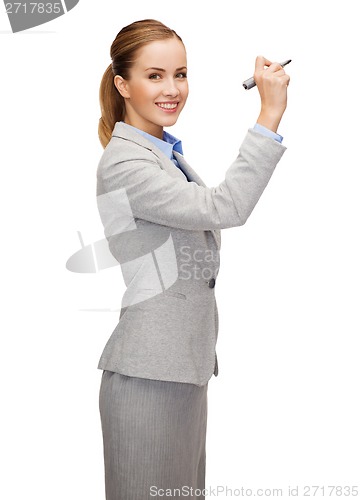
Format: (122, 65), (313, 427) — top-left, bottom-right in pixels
(145, 66), (187, 72)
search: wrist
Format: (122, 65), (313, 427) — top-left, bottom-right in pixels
(256, 107), (284, 134)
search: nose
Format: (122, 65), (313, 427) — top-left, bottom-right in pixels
(162, 78), (180, 97)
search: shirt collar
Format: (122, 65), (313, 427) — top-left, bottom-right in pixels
(120, 122), (183, 159)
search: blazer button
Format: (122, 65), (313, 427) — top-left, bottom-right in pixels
(208, 278), (216, 288)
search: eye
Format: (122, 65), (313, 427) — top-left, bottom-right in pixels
(176, 72), (187, 79)
(149, 73), (161, 80)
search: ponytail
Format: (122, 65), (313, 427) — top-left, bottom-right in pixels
(98, 63), (125, 149)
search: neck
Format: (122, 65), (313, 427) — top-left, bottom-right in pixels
(124, 117), (163, 140)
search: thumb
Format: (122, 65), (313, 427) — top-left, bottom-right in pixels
(255, 55), (273, 72)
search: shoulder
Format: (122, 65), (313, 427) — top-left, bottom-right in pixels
(99, 124), (162, 170)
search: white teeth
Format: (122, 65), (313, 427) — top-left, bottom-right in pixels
(157, 103), (177, 109)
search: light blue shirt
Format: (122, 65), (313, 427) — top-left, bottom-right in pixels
(120, 121), (283, 172)
(253, 123), (283, 143)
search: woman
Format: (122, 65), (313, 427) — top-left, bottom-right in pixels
(97, 19), (289, 500)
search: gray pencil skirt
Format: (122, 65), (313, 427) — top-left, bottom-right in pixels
(99, 370), (208, 500)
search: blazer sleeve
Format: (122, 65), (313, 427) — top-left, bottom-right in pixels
(96, 128), (286, 231)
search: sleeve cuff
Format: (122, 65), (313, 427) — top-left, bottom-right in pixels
(253, 123), (283, 143)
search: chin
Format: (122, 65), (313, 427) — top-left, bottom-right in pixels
(161, 116), (180, 127)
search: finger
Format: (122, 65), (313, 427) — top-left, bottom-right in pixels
(266, 61), (284, 74)
(272, 67), (285, 77)
(255, 55), (273, 72)
(277, 74), (290, 87)
(283, 74), (290, 86)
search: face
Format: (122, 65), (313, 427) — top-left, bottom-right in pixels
(114, 37), (189, 138)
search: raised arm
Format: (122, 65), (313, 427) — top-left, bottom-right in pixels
(97, 128), (286, 232)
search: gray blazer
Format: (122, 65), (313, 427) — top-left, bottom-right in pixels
(96, 122), (286, 386)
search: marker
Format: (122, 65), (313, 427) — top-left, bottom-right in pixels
(242, 59), (292, 90)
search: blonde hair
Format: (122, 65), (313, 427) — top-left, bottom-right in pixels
(98, 19), (183, 148)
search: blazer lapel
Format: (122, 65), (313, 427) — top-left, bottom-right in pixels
(112, 122), (185, 180)
(172, 152), (221, 252)
(172, 151), (206, 185)
(173, 151), (221, 251)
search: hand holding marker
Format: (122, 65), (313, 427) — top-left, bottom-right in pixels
(243, 59), (292, 90)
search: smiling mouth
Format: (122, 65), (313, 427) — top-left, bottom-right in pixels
(155, 102), (179, 110)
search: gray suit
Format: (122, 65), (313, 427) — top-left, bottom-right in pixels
(96, 122), (286, 386)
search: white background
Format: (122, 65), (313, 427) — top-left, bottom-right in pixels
(1, 0), (359, 498)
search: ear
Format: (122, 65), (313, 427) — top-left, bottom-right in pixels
(114, 75), (130, 98)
